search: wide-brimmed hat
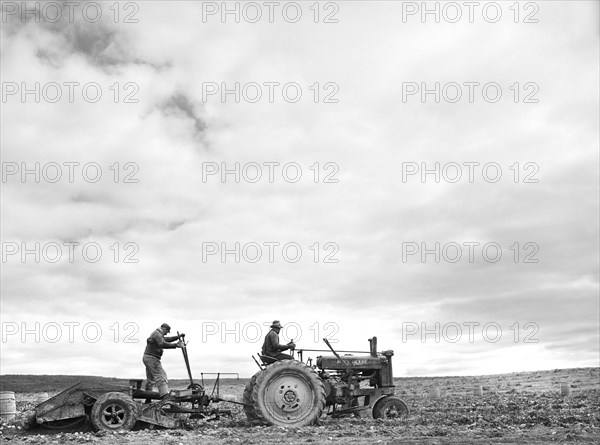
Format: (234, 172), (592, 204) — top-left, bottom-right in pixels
(161, 323), (171, 332)
(271, 320), (283, 329)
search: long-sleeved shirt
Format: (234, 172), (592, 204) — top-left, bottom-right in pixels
(262, 329), (288, 356)
(144, 329), (179, 359)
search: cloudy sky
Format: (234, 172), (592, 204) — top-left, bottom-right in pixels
(1, 1), (598, 381)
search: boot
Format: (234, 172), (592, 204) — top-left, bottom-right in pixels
(160, 393), (175, 402)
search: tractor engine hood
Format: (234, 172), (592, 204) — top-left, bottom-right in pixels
(317, 354), (389, 370)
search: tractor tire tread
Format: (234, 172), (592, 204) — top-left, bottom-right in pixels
(251, 360), (326, 427)
(243, 371), (261, 424)
(372, 395), (409, 419)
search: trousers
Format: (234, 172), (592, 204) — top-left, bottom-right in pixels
(142, 354), (169, 396)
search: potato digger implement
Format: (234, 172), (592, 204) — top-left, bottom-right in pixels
(34, 333), (236, 431)
(32, 336), (409, 431)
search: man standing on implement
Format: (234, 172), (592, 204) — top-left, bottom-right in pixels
(143, 323), (184, 398)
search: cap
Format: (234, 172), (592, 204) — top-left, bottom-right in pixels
(160, 323), (171, 332)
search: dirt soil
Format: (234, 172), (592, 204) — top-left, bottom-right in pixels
(1, 367), (598, 444)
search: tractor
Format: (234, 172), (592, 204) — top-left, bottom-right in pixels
(31, 335), (409, 431)
(244, 336), (410, 427)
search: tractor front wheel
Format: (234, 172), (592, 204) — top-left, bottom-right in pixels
(372, 396), (409, 419)
(251, 360), (326, 427)
(90, 392), (139, 431)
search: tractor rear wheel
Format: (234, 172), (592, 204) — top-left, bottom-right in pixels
(251, 360), (326, 427)
(90, 392), (139, 431)
(372, 396), (409, 419)
(243, 371), (261, 424)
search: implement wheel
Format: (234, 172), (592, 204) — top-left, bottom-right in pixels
(252, 360), (325, 427)
(90, 392), (139, 431)
(372, 396), (409, 419)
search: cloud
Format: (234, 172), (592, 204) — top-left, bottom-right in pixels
(159, 93), (206, 138)
(0, 2), (598, 379)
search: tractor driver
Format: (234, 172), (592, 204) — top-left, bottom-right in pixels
(262, 320), (296, 361)
(142, 323), (184, 399)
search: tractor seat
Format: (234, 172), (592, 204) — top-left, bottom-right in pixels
(258, 354), (278, 365)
